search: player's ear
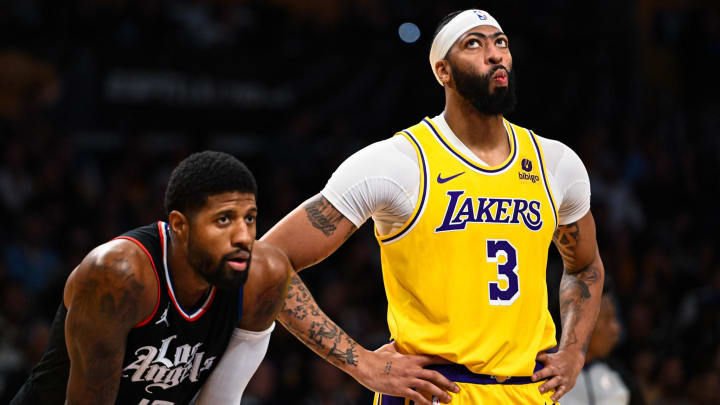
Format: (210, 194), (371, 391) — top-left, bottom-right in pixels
(168, 210), (189, 241)
(435, 60), (451, 86)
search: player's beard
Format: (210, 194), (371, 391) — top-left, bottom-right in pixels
(449, 60), (517, 116)
(187, 236), (250, 290)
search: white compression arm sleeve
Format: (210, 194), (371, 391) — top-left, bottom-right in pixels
(321, 114), (591, 234)
(194, 322), (275, 405)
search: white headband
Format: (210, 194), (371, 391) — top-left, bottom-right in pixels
(429, 9), (503, 85)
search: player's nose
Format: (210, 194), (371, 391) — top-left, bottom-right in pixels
(231, 223), (253, 248)
(486, 44), (503, 66)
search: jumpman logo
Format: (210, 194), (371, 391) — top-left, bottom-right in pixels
(156, 303), (170, 327)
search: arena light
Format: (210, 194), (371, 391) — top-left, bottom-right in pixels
(398, 22), (420, 43)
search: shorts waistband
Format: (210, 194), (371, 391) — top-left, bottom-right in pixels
(376, 363), (546, 404)
(376, 348), (557, 404)
(425, 363), (541, 385)
(377, 394), (407, 405)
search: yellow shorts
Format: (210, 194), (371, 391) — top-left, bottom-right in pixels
(372, 364), (557, 405)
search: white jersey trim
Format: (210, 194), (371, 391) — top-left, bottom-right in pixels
(160, 222), (217, 321)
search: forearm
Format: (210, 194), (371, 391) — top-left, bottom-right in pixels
(558, 248), (604, 355)
(65, 336), (124, 405)
(195, 325), (274, 405)
(270, 200), (459, 404)
(65, 377), (120, 405)
(65, 317), (126, 405)
(278, 271), (366, 377)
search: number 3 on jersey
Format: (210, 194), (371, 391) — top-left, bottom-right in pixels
(486, 240), (520, 305)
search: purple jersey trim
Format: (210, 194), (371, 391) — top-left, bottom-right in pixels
(376, 348), (558, 402)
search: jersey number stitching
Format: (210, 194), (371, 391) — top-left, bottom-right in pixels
(486, 239), (520, 305)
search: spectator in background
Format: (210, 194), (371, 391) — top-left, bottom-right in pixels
(0, 142), (33, 213)
(0, 51), (59, 123)
(0, 281), (35, 403)
(652, 356), (694, 405)
(1, 1), (719, 403)
(3, 211), (62, 295)
(241, 360), (281, 405)
(564, 289), (645, 405)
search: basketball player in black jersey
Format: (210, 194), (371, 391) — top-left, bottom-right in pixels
(10, 151), (292, 405)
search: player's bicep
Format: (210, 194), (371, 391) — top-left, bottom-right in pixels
(65, 247), (148, 404)
(261, 194), (356, 271)
(552, 210), (598, 272)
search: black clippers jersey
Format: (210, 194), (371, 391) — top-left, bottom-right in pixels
(11, 222), (243, 405)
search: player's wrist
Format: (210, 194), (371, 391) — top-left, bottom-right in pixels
(557, 343), (583, 354)
(557, 345), (586, 366)
(347, 347), (374, 382)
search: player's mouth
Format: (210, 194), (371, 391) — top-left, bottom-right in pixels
(492, 70), (508, 85)
(225, 251), (250, 271)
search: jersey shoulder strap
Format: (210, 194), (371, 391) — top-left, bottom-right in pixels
(114, 221), (163, 327)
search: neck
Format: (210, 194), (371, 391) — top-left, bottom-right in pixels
(167, 232), (212, 309)
(443, 90), (509, 165)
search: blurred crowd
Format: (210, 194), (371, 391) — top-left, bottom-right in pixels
(1, 0), (720, 404)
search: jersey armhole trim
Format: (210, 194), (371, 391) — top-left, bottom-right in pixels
(528, 130), (559, 230)
(112, 233), (161, 328)
(377, 130), (429, 244)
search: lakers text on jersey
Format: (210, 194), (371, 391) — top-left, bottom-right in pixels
(376, 117), (559, 379)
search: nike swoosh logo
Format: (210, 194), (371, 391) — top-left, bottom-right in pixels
(437, 172), (465, 183)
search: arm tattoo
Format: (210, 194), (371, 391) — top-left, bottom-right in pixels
(281, 273), (360, 367)
(328, 335), (358, 366)
(559, 262), (600, 353)
(66, 256), (144, 403)
(303, 196), (345, 237)
(86, 258), (144, 324)
(557, 238), (602, 355)
(309, 319), (340, 344)
(384, 361), (392, 375)
(281, 273), (312, 320)
(553, 222), (580, 269)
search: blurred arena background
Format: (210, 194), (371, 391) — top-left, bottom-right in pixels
(1, 0), (720, 404)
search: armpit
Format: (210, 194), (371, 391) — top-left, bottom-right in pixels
(321, 136), (420, 229)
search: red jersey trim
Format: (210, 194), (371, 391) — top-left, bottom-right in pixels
(112, 233), (161, 328)
(159, 221), (217, 322)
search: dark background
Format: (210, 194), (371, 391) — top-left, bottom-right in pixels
(1, 0), (720, 404)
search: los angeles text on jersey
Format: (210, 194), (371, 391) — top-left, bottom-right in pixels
(435, 190), (543, 232)
(122, 334), (216, 394)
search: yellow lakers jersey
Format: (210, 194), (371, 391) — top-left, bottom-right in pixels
(376, 117), (558, 377)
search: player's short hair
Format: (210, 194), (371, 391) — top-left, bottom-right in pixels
(432, 10), (464, 45)
(164, 151), (257, 218)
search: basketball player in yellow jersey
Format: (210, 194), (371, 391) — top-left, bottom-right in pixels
(258, 9), (604, 405)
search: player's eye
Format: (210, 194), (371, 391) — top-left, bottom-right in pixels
(467, 38), (482, 48)
(245, 214), (256, 224)
(217, 215), (230, 225)
(495, 37), (508, 48)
